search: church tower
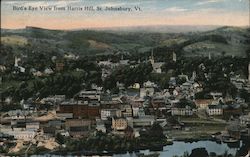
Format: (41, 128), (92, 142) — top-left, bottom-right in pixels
(248, 63), (250, 83)
(173, 52), (177, 62)
(14, 56), (21, 67)
(149, 49), (155, 65)
(191, 71), (196, 81)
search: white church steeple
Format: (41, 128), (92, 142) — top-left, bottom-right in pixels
(14, 56), (21, 67)
(248, 63), (250, 83)
(149, 48), (155, 65)
(173, 52), (177, 62)
(208, 52), (211, 60)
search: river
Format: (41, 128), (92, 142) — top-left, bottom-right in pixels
(31, 140), (242, 157)
(113, 140), (240, 157)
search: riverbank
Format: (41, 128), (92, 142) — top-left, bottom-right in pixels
(4, 117), (231, 156)
(8, 138), (249, 157)
(27, 140), (247, 157)
(165, 121), (227, 141)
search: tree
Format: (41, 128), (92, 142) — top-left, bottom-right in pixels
(149, 122), (164, 139)
(189, 148), (209, 157)
(221, 51), (226, 57)
(239, 89), (250, 102)
(56, 133), (65, 144)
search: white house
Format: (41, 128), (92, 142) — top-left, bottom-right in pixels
(64, 53), (79, 60)
(152, 62), (164, 73)
(44, 68), (54, 75)
(129, 83), (140, 89)
(132, 107), (145, 117)
(120, 59), (129, 65)
(206, 105), (223, 116)
(33, 71), (43, 77)
(171, 105), (194, 116)
(19, 66), (25, 73)
(98, 60), (112, 66)
(133, 115), (155, 127)
(140, 88), (154, 98)
(96, 119), (106, 133)
(79, 90), (101, 101)
(7, 110), (31, 120)
(7, 130), (36, 141)
(210, 92), (223, 100)
(240, 113), (250, 126)
(171, 101), (196, 116)
(100, 109), (121, 120)
(26, 122), (40, 131)
(143, 81), (157, 88)
(41, 95), (65, 104)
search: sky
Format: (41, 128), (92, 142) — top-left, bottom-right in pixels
(1, 0), (249, 29)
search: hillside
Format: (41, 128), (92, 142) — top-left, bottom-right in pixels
(183, 26), (250, 58)
(1, 35), (28, 46)
(156, 26), (250, 58)
(0, 26), (249, 64)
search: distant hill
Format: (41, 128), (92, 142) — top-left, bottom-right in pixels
(181, 26), (250, 58)
(75, 25), (220, 33)
(0, 26), (249, 63)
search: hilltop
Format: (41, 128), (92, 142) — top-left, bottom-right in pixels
(0, 26), (249, 64)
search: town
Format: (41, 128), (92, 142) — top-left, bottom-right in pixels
(2, 0), (250, 155)
(0, 45), (250, 156)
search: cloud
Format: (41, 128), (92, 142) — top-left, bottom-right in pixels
(196, 0), (225, 5)
(196, 8), (225, 13)
(164, 7), (188, 12)
(238, 0), (249, 2)
(98, 2), (127, 7)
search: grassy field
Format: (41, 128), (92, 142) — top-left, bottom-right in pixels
(166, 116), (227, 140)
(1, 35), (28, 46)
(88, 40), (111, 49)
(166, 124), (226, 140)
(183, 40), (247, 57)
(160, 38), (188, 47)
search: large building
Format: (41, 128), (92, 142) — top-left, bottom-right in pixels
(171, 101), (196, 116)
(121, 104), (133, 117)
(195, 99), (214, 109)
(57, 100), (100, 119)
(78, 90), (101, 102)
(149, 49), (164, 74)
(65, 119), (92, 137)
(57, 90), (102, 118)
(100, 108), (121, 120)
(206, 104), (223, 116)
(112, 117), (128, 131)
(6, 130), (36, 141)
(171, 106), (194, 116)
(133, 115), (155, 127)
